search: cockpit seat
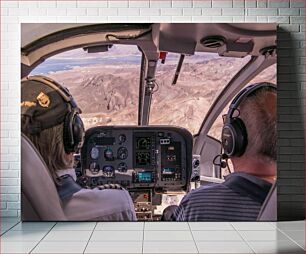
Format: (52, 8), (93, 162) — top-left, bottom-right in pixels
(257, 182), (277, 221)
(21, 133), (66, 221)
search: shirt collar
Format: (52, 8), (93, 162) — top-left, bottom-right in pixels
(225, 172), (272, 185)
(224, 172), (272, 204)
(56, 168), (77, 181)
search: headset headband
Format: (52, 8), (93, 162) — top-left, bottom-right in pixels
(227, 83), (277, 119)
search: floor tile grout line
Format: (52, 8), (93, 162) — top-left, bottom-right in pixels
(276, 227), (305, 251)
(142, 222), (145, 254)
(83, 222), (97, 254)
(268, 221), (277, 229)
(275, 229), (305, 232)
(230, 223), (256, 254)
(0, 219), (21, 236)
(84, 240), (246, 242)
(187, 222), (200, 254)
(29, 221), (58, 254)
(230, 222), (278, 231)
(230, 222), (239, 232)
(229, 222), (237, 231)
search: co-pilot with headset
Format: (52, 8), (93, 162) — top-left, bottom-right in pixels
(171, 82), (277, 221)
(21, 76), (136, 221)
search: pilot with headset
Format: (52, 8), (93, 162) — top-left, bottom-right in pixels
(171, 82), (277, 221)
(21, 75), (136, 221)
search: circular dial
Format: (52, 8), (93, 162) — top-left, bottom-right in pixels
(118, 134), (126, 143)
(104, 148), (114, 161)
(117, 147), (128, 160)
(117, 162), (128, 172)
(89, 162), (100, 175)
(103, 165), (115, 177)
(90, 147), (99, 160)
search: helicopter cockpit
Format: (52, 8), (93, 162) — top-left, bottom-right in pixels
(21, 23), (276, 221)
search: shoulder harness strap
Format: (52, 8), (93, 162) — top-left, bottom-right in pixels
(57, 174), (82, 201)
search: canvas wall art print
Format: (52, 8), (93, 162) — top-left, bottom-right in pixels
(21, 23), (277, 221)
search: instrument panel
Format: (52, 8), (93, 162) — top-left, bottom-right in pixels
(81, 126), (193, 192)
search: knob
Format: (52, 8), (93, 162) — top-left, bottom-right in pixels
(91, 178), (98, 186)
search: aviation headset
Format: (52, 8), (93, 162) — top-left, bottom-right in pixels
(221, 83), (277, 158)
(21, 75), (85, 154)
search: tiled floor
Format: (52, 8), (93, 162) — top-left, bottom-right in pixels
(0, 218), (304, 254)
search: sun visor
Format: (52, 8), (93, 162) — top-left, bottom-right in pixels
(152, 24), (196, 55)
(218, 39), (255, 58)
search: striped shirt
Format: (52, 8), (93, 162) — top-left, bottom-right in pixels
(172, 172), (272, 221)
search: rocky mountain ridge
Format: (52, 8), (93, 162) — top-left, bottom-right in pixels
(49, 58), (276, 136)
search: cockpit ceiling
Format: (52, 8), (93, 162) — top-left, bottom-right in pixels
(21, 24), (154, 67)
(154, 23), (276, 56)
(21, 23), (276, 67)
(21, 23), (92, 48)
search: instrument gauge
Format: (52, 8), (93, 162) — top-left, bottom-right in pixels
(117, 162), (128, 172)
(104, 148), (114, 161)
(117, 147), (128, 160)
(103, 165), (115, 178)
(89, 162), (100, 174)
(118, 134), (126, 143)
(90, 147), (99, 160)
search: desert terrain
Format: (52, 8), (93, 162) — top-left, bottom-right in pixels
(36, 47), (276, 138)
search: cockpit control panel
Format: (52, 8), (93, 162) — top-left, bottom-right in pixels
(81, 126), (192, 190)
(81, 126), (193, 220)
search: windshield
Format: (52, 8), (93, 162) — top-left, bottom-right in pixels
(208, 63), (277, 140)
(149, 52), (251, 135)
(31, 45), (141, 129)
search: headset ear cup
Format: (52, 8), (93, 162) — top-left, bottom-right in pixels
(72, 115), (85, 152)
(222, 123), (236, 157)
(232, 117), (248, 157)
(63, 111), (74, 154)
(221, 118), (248, 157)
(63, 112), (85, 154)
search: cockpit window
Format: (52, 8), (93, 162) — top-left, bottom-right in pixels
(207, 63), (277, 140)
(149, 52), (251, 135)
(31, 45), (141, 129)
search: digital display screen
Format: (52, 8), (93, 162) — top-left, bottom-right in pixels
(137, 172), (153, 182)
(136, 151), (151, 166)
(134, 133), (154, 169)
(162, 168), (175, 175)
(136, 137), (151, 150)
(94, 137), (115, 146)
